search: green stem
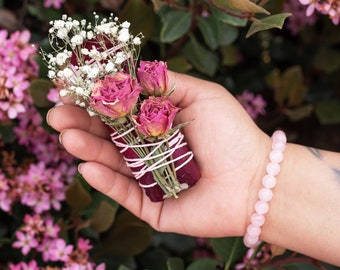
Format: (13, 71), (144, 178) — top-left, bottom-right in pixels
(107, 116), (182, 198)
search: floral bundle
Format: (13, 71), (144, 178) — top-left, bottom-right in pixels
(42, 14), (200, 202)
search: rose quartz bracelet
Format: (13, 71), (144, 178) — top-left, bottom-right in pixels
(243, 130), (287, 248)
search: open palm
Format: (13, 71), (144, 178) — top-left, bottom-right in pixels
(48, 71), (271, 238)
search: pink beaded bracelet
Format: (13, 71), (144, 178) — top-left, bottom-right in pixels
(243, 130), (287, 248)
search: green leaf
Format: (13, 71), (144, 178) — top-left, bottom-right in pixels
(210, 6), (247, 27)
(89, 200), (118, 232)
(160, 9), (192, 43)
(119, 0), (155, 41)
(197, 17), (219, 50)
(153, 232), (196, 253)
(267, 66), (307, 107)
(313, 47), (340, 74)
(167, 56), (192, 73)
(65, 176), (92, 213)
(118, 265), (134, 270)
(315, 100), (340, 125)
(220, 45), (238, 66)
(27, 4), (44, 21)
(101, 210), (153, 257)
(182, 34), (219, 77)
(282, 66), (307, 107)
(217, 23), (239, 47)
(198, 16), (238, 50)
(0, 122), (15, 143)
(186, 258), (221, 270)
(211, 0), (269, 14)
(167, 257), (185, 270)
(29, 79), (54, 108)
(210, 237), (247, 268)
(246, 13), (292, 38)
(283, 105), (314, 122)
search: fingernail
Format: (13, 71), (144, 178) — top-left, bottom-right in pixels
(46, 108), (54, 126)
(59, 130), (65, 145)
(78, 163), (84, 174)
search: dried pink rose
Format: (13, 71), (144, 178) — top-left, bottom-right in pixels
(90, 72), (141, 119)
(133, 96), (179, 137)
(137, 60), (168, 96)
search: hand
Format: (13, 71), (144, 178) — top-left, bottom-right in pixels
(47, 71), (271, 238)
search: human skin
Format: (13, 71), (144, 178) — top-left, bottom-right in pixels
(47, 71), (340, 266)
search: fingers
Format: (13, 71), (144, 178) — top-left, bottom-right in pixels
(78, 161), (163, 224)
(166, 71), (225, 107)
(47, 104), (109, 139)
(59, 128), (132, 177)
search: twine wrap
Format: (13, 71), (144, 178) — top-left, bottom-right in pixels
(110, 128), (194, 189)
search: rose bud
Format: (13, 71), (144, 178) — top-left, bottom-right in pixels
(133, 96), (179, 137)
(90, 72), (141, 119)
(137, 60), (168, 96)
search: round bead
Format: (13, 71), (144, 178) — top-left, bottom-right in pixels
(258, 187), (273, 202)
(272, 141), (286, 152)
(247, 224), (261, 237)
(272, 130), (287, 143)
(243, 234), (259, 248)
(262, 175), (276, 188)
(251, 213), (265, 227)
(270, 150), (283, 163)
(266, 162), (280, 176)
(255, 201), (269, 215)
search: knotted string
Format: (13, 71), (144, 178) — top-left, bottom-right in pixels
(110, 128), (194, 189)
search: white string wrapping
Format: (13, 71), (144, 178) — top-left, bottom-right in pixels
(110, 128), (194, 189)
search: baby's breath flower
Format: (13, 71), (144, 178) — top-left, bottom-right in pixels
(105, 62), (115, 73)
(48, 70), (56, 79)
(121, 21), (131, 28)
(42, 13), (143, 108)
(87, 66), (100, 79)
(89, 48), (101, 60)
(133, 37), (141, 45)
(95, 22), (113, 34)
(59, 89), (69, 97)
(56, 28), (68, 39)
(115, 51), (127, 64)
(118, 28), (130, 43)
(87, 31), (94, 39)
(70, 34), (84, 47)
(62, 68), (73, 78)
(81, 48), (89, 55)
(55, 52), (69, 66)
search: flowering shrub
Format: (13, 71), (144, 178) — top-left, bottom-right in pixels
(0, 0), (339, 269)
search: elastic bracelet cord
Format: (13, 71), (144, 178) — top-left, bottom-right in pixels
(243, 130), (287, 248)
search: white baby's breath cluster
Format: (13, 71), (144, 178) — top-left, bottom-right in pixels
(41, 13), (143, 109)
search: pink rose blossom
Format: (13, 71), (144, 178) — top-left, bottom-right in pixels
(90, 72), (142, 118)
(137, 60), (168, 96)
(133, 97), (179, 137)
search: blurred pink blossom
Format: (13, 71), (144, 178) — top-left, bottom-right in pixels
(284, 0), (318, 35)
(298, 0), (340, 25)
(12, 231), (39, 255)
(236, 90), (267, 120)
(44, 0), (65, 9)
(49, 239), (74, 262)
